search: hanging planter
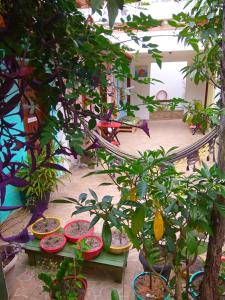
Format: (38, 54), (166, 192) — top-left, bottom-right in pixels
(31, 217), (61, 239)
(131, 272), (169, 300)
(64, 220), (94, 243)
(40, 233), (66, 254)
(78, 234), (103, 260)
(108, 230), (131, 254)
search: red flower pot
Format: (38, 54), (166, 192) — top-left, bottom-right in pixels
(51, 276), (87, 300)
(78, 234), (103, 260)
(64, 220), (94, 243)
(40, 233), (66, 254)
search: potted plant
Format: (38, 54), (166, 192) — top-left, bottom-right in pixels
(132, 271), (169, 300)
(40, 233), (67, 254)
(18, 148), (66, 212)
(31, 216), (61, 239)
(139, 246), (172, 281)
(189, 271), (225, 299)
(64, 219), (94, 243)
(1, 243), (21, 298)
(78, 234), (103, 260)
(182, 100), (216, 134)
(189, 256), (225, 299)
(108, 230), (131, 255)
(38, 241), (88, 300)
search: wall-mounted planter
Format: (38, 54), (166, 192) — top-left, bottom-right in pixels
(64, 220), (94, 243)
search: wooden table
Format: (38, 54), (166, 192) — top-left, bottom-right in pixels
(23, 239), (128, 283)
(96, 121), (121, 145)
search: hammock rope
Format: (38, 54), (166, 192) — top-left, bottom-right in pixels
(84, 122), (219, 170)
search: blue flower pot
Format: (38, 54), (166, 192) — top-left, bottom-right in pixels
(131, 271), (170, 300)
(189, 271), (225, 299)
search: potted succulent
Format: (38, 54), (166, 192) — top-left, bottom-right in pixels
(64, 219), (94, 243)
(39, 241), (89, 300)
(31, 216), (61, 239)
(109, 230), (131, 255)
(78, 234), (103, 260)
(40, 233), (67, 254)
(1, 243), (21, 298)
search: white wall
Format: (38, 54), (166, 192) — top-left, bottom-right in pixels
(150, 61), (187, 102)
(130, 51), (206, 120)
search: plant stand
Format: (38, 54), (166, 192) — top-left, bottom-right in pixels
(23, 238), (129, 283)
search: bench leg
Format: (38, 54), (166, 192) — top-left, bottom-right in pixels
(26, 252), (37, 266)
(111, 266), (124, 283)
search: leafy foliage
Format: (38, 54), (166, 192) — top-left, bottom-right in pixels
(38, 240), (89, 300)
(55, 149), (225, 298)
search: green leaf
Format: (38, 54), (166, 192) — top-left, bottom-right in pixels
(51, 198), (75, 204)
(131, 206), (145, 235)
(98, 182), (113, 186)
(79, 193), (88, 202)
(88, 118), (96, 130)
(108, 214), (120, 228)
(124, 225), (140, 249)
(187, 234), (198, 255)
(111, 289), (120, 300)
(89, 189), (98, 200)
(136, 181), (148, 198)
(102, 222), (112, 251)
(91, 0), (104, 11)
(107, 0), (119, 28)
(89, 215), (100, 229)
(102, 195), (113, 203)
(72, 206), (94, 216)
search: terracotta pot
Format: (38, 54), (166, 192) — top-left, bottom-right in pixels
(31, 217), (61, 239)
(40, 233), (66, 254)
(78, 234), (103, 260)
(51, 276), (87, 300)
(64, 220), (94, 243)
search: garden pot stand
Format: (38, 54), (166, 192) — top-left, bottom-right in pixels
(23, 238), (129, 283)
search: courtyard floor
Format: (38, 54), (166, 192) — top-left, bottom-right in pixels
(2, 119), (205, 300)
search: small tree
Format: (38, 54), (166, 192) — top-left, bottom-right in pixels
(54, 148), (225, 299)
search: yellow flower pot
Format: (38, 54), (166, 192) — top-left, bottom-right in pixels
(31, 217), (61, 239)
(108, 242), (132, 255)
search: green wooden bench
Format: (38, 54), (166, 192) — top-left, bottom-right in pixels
(23, 239), (129, 283)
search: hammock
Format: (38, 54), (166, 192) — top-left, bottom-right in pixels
(84, 122), (219, 170)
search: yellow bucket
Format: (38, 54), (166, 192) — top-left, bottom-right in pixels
(31, 217), (61, 239)
(108, 242), (132, 255)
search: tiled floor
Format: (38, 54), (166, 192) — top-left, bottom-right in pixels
(2, 120), (207, 300)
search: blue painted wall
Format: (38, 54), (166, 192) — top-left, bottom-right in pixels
(0, 84), (26, 222)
